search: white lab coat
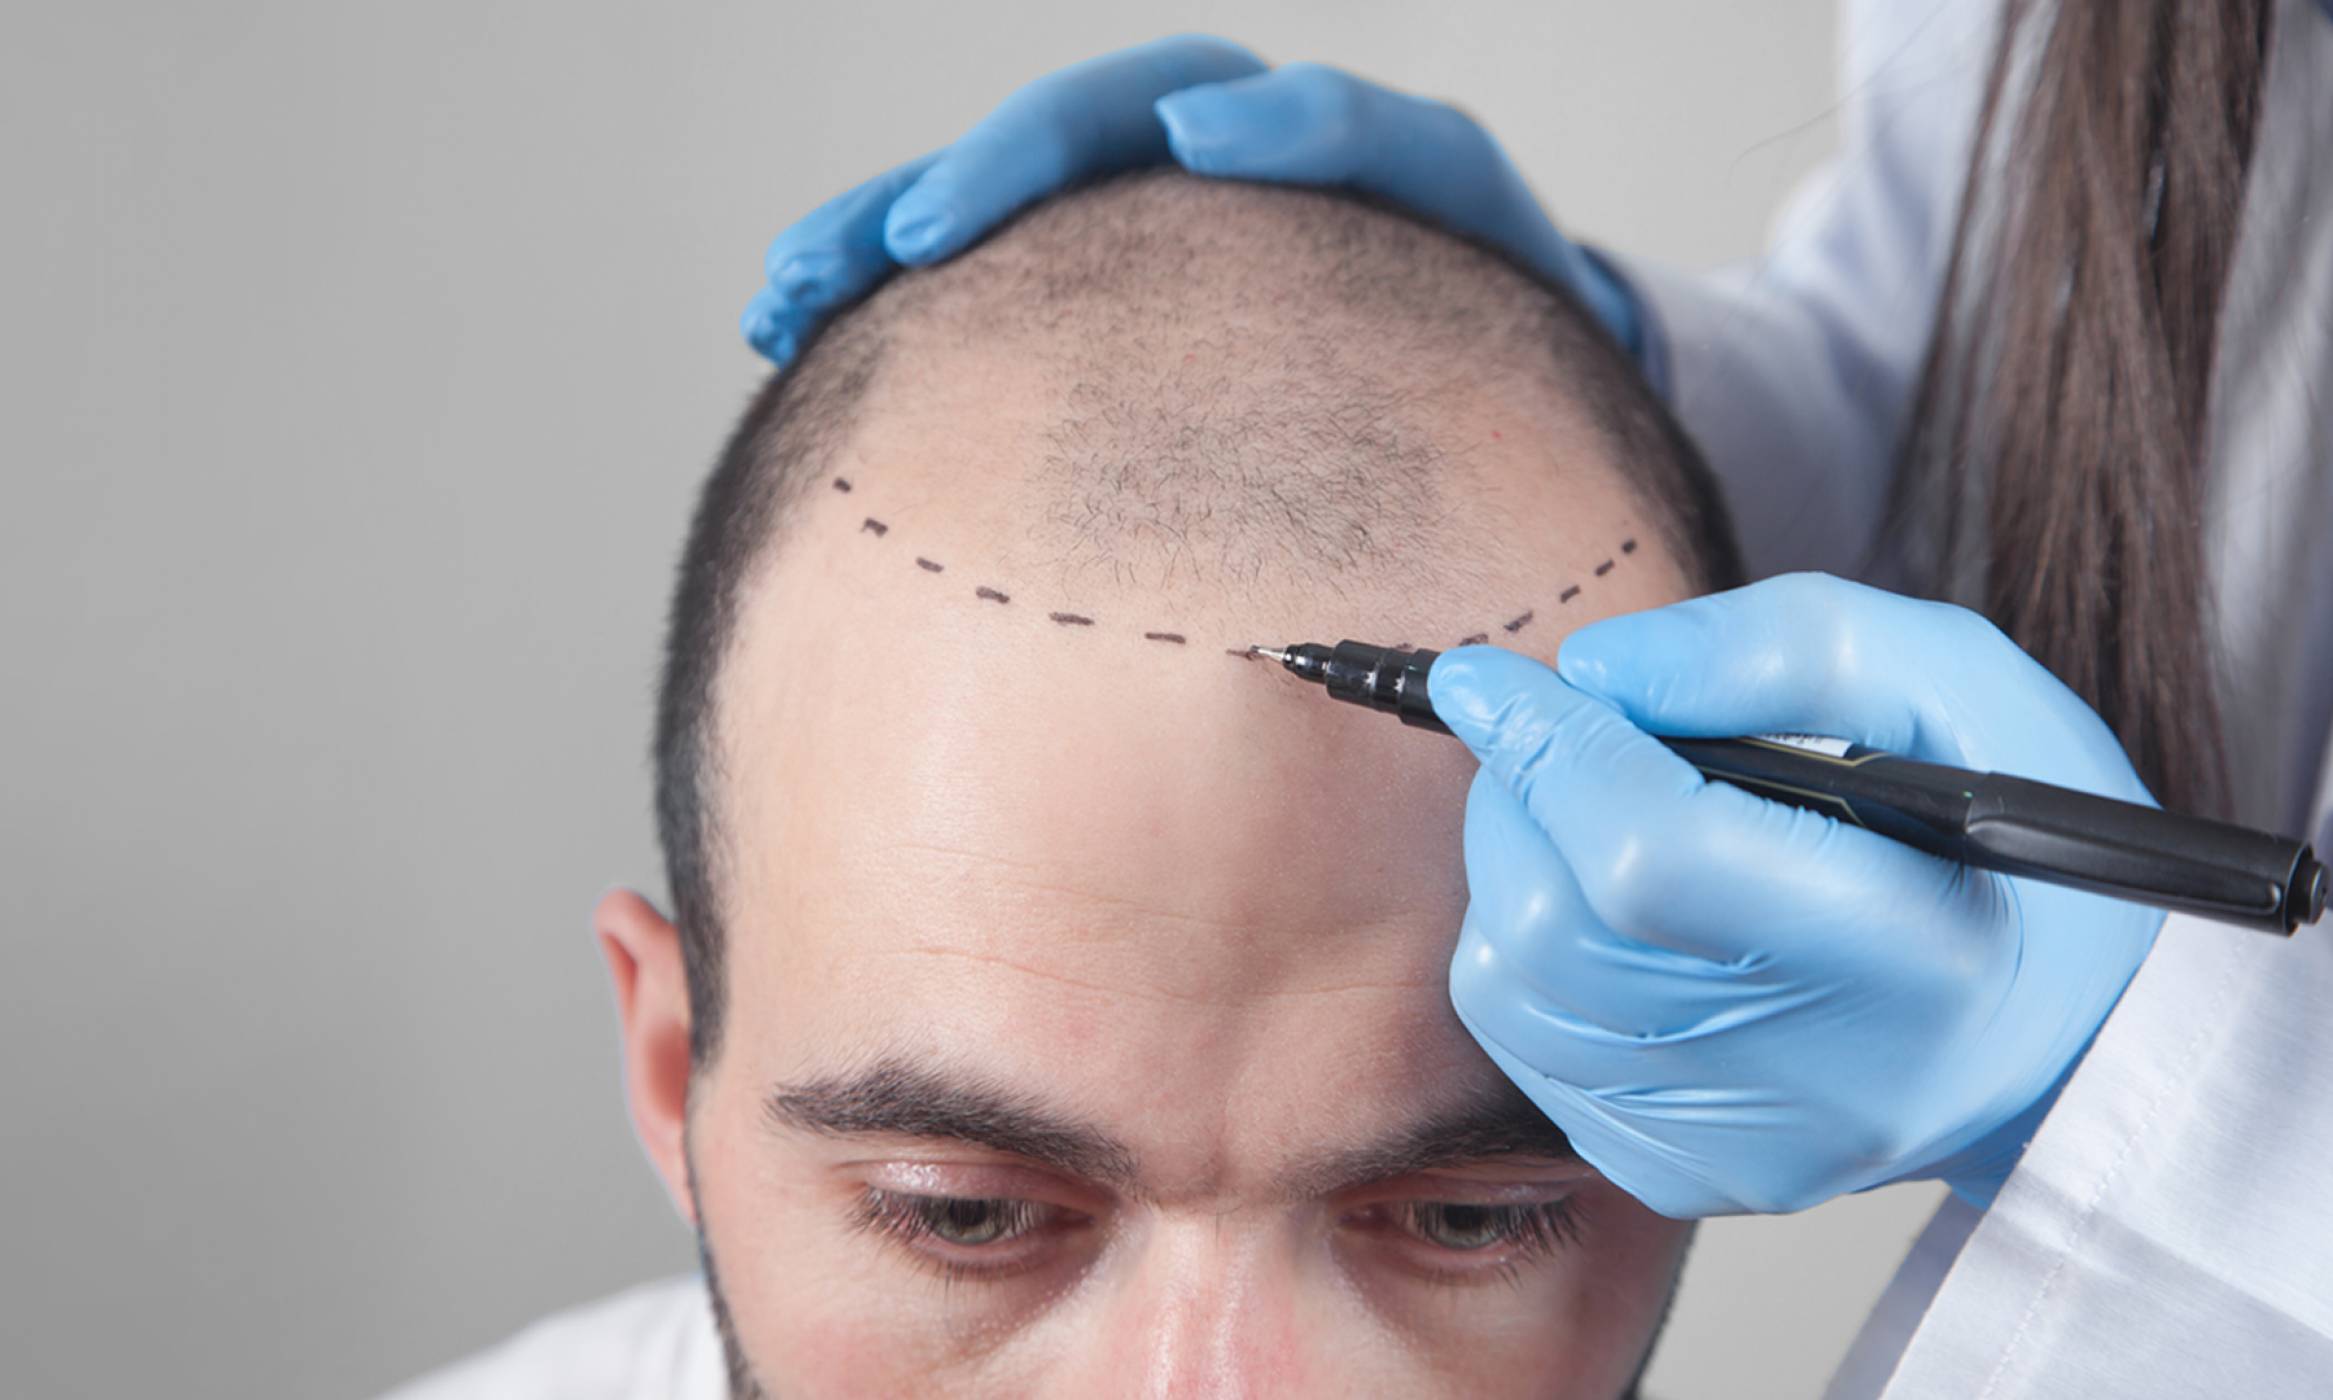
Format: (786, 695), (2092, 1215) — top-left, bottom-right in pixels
(383, 1275), (724, 1400)
(1614, 0), (2333, 1394)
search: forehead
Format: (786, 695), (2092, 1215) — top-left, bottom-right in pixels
(720, 547), (1466, 986)
(715, 633), (1465, 1185)
(702, 414), (1685, 1176)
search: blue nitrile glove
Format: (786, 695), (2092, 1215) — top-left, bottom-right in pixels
(1429, 573), (2163, 1218)
(742, 35), (1643, 365)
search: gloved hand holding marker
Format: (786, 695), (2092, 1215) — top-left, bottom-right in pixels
(1257, 574), (2323, 1218)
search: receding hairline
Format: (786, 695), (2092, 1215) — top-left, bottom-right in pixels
(658, 172), (1740, 1064)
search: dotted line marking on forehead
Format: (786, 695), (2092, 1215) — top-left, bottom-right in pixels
(820, 475), (1641, 657)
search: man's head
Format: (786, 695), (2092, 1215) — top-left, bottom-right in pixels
(600, 173), (1737, 1397)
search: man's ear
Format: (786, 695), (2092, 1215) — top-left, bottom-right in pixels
(596, 888), (698, 1226)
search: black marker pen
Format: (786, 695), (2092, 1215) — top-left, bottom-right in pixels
(1251, 639), (2328, 936)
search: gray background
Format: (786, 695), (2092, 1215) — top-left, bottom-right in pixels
(1, 3), (1945, 1396)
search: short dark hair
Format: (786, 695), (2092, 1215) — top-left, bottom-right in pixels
(657, 173), (1741, 1065)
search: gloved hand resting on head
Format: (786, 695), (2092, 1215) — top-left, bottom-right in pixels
(1430, 572), (2164, 1218)
(741, 34), (1642, 366)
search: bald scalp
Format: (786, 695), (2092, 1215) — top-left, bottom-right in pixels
(658, 172), (1739, 1063)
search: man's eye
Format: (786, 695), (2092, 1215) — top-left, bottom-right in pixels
(856, 1189), (1048, 1249)
(1397, 1200), (1580, 1255)
(919, 1195), (1036, 1246)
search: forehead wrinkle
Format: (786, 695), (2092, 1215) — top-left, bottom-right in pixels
(850, 838), (1252, 932)
(886, 942), (1439, 1008)
(935, 867), (1445, 943)
(837, 837), (1461, 947)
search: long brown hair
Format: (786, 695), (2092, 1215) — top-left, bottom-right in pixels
(1894, 0), (2275, 816)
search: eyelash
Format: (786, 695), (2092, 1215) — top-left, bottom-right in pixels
(1388, 1197), (1585, 1265)
(850, 1189), (1060, 1282)
(850, 1189), (1587, 1286)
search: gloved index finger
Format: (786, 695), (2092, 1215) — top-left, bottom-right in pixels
(884, 35), (1268, 264)
(1552, 573), (2141, 795)
(748, 151), (944, 361)
(1161, 65), (1553, 268)
(1553, 575), (1943, 757)
(1155, 63), (1638, 353)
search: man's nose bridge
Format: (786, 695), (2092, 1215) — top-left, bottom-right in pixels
(1118, 1217), (1303, 1398)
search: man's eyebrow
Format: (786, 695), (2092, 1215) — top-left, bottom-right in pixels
(1275, 1080), (1579, 1199)
(763, 1058), (1139, 1188)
